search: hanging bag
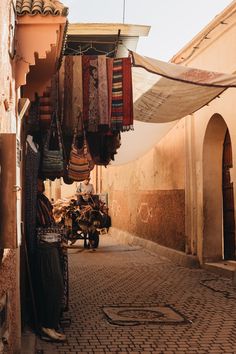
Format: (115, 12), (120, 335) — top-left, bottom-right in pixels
(67, 127), (91, 181)
(41, 113), (64, 178)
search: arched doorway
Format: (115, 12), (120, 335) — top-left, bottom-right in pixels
(222, 129), (236, 260)
(202, 114), (231, 262)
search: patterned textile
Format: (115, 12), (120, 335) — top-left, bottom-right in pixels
(98, 55), (109, 127)
(82, 56), (99, 132)
(88, 57), (99, 132)
(36, 193), (55, 227)
(111, 59), (123, 131)
(63, 55), (133, 134)
(72, 56), (83, 131)
(67, 142), (90, 181)
(106, 58), (113, 128)
(82, 55), (90, 129)
(58, 233), (69, 311)
(63, 56), (74, 134)
(122, 57), (134, 131)
(25, 142), (40, 254)
(110, 57), (133, 131)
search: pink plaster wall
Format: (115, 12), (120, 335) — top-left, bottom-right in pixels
(102, 121), (186, 252)
(0, 0), (17, 132)
(0, 1), (21, 353)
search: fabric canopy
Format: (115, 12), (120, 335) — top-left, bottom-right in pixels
(131, 51), (236, 123)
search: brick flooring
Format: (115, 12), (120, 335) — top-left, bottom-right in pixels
(36, 235), (236, 353)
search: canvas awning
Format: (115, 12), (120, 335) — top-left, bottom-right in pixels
(131, 51), (236, 123)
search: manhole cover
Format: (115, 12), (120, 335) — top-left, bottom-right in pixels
(103, 306), (188, 325)
(118, 309), (163, 320)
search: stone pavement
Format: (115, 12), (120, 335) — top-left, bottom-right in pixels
(36, 234), (236, 354)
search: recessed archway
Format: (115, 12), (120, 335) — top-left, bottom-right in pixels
(202, 113), (228, 262)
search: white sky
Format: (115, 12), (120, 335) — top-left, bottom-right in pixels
(63, 0), (233, 60)
(62, 0), (233, 164)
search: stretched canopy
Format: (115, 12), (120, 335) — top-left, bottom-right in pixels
(131, 51), (236, 123)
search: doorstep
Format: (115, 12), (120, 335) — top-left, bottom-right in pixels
(202, 260), (236, 280)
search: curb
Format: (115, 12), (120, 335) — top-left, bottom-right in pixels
(110, 227), (200, 269)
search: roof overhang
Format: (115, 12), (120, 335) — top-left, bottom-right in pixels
(64, 23), (150, 57)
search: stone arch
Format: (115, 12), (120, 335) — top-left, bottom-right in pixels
(202, 113), (228, 262)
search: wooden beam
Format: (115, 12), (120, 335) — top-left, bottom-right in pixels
(68, 23), (150, 37)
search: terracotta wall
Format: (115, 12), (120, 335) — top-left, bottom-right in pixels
(172, 12), (236, 262)
(102, 120), (186, 251)
(0, 1), (20, 353)
(0, 0), (16, 132)
(102, 8), (236, 262)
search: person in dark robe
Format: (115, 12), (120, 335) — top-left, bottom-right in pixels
(36, 178), (66, 342)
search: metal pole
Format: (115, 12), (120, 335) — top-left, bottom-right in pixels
(123, 0), (126, 24)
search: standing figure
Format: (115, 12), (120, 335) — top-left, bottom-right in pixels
(36, 178), (66, 342)
(76, 178), (95, 206)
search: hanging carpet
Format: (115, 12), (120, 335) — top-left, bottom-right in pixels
(131, 51), (236, 123)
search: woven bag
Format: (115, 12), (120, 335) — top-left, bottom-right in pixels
(67, 143), (90, 181)
(67, 120), (96, 181)
(42, 113), (64, 178)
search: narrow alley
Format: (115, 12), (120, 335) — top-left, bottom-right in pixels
(32, 234), (236, 354)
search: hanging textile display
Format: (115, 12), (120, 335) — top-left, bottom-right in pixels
(62, 54), (133, 133)
(60, 54), (134, 169)
(130, 51), (236, 123)
(82, 55), (110, 132)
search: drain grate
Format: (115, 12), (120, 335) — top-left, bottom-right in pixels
(103, 305), (189, 326)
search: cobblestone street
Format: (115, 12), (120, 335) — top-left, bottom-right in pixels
(36, 234), (236, 354)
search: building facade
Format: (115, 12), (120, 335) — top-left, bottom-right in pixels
(0, 0), (67, 352)
(101, 1), (236, 266)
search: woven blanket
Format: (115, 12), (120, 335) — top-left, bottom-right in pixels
(98, 55), (109, 127)
(110, 57), (133, 131)
(122, 57), (133, 131)
(111, 58), (123, 131)
(62, 56), (83, 133)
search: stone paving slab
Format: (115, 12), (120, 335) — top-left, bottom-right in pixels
(36, 234), (236, 353)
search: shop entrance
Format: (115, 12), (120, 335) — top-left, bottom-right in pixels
(222, 129), (236, 260)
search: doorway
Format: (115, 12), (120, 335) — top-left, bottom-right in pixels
(203, 114), (227, 262)
(222, 129), (235, 260)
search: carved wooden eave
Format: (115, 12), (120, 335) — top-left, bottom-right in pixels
(15, 15), (67, 97)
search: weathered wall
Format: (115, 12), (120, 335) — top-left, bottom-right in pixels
(0, 1), (21, 353)
(172, 10), (236, 262)
(103, 120), (185, 251)
(0, 250), (20, 354)
(102, 6), (236, 262)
